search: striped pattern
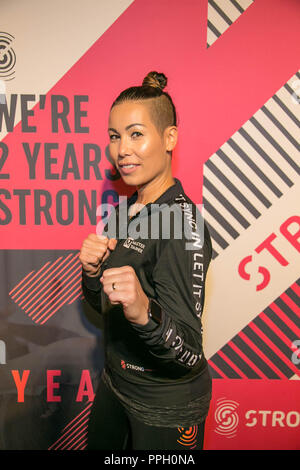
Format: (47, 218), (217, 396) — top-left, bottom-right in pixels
(9, 252), (84, 324)
(207, 0), (255, 48)
(203, 71), (300, 259)
(48, 402), (92, 450)
(208, 278), (300, 379)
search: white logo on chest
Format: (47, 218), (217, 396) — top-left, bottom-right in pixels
(123, 237), (145, 253)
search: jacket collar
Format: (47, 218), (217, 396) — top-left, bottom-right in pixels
(127, 177), (184, 208)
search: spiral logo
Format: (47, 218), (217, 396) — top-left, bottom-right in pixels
(177, 426), (198, 448)
(0, 32), (16, 81)
(214, 398), (239, 438)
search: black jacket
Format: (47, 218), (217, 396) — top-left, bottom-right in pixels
(82, 178), (212, 404)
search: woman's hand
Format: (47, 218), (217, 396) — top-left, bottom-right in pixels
(100, 266), (150, 325)
(79, 234), (117, 276)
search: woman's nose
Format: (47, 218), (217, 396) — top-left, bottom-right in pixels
(118, 136), (132, 156)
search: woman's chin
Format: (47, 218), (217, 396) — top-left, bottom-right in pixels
(120, 172), (145, 186)
(121, 175), (139, 185)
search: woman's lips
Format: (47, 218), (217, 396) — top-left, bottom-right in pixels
(118, 164), (141, 175)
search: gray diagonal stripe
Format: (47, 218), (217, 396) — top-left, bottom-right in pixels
(205, 159), (261, 217)
(265, 306), (299, 342)
(283, 82), (297, 97)
(204, 219), (229, 250)
(202, 197), (240, 238)
(243, 325), (293, 377)
(208, 0), (233, 26)
(274, 297), (300, 327)
(228, 0), (245, 14)
(238, 127), (294, 187)
(204, 74), (298, 261)
(253, 316), (294, 361)
(207, 19), (221, 37)
(203, 175), (250, 228)
(209, 279), (299, 379)
(222, 344), (262, 378)
(272, 95), (300, 128)
(211, 247), (218, 260)
(261, 105), (299, 151)
(232, 335), (280, 379)
(216, 148), (271, 207)
(209, 354), (241, 378)
(227, 137), (283, 197)
(249, 116), (300, 174)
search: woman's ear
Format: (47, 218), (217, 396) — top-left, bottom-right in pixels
(165, 126), (178, 152)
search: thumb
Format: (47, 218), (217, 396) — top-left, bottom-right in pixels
(108, 238), (118, 251)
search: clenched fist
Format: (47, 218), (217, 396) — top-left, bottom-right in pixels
(79, 233), (117, 277)
(100, 265), (150, 325)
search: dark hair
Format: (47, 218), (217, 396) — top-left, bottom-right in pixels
(110, 71), (178, 140)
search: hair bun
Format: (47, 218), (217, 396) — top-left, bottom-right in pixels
(142, 71), (167, 91)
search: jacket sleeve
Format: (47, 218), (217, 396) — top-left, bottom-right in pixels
(81, 268), (103, 314)
(130, 219), (212, 375)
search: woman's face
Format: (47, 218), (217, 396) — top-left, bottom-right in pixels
(108, 100), (176, 186)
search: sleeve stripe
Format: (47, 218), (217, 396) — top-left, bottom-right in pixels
(174, 193), (206, 319)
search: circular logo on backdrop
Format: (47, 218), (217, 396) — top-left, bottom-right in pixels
(0, 32), (16, 81)
(214, 398), (240, 438)
(177, 426), (198, 448)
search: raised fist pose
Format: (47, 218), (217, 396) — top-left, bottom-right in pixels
(100, 265), (149, 325)
(79, 234), (117, 276)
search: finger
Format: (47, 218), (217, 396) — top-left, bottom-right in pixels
(80, 237), (109, 259)
(80, 249), (106, 266)
(101, 250), (111, 262)
(102, 266), (134, 278)
(88, 233), (108, 241)
(107, 286), (134, 305)
(84, 233), (108, 246)
(96, 234), (108, 240)
(101, 278), (134, 296)
(80, 246), (108, 262)
(101, 274), (135, 292)
(101, 275), (132, 290)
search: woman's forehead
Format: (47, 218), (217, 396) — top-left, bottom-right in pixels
(109, 101), (152, 126)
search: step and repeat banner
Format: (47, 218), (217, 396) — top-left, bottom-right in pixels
(0, 0), (299, 450)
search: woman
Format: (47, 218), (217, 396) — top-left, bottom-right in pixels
(79, 71), (213, 450)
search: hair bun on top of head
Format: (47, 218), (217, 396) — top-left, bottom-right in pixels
(142, 71), (167, 91)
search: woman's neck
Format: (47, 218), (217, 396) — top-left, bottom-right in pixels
(135, 174), (176, 206)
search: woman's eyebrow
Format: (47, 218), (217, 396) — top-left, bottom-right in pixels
(108, 123), (147, 132)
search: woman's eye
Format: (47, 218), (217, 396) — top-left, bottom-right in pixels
(109, 131), (142, 141)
